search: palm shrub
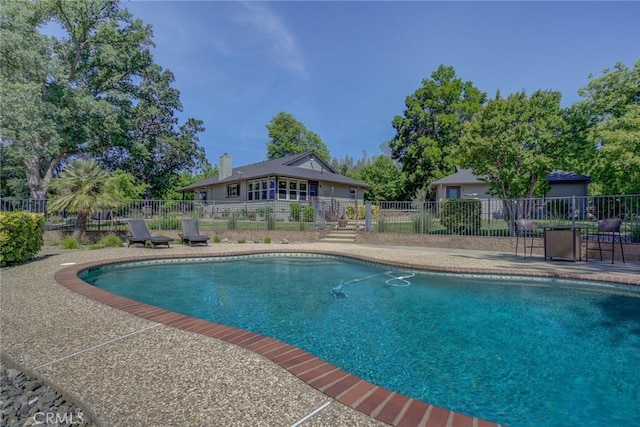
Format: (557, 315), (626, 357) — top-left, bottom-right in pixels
(47, 160), (122, 241)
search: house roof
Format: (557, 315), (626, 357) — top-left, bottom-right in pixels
(429, 168), (485, 186)
(179, 151), (370, 192)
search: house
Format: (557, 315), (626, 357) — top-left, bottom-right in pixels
(179, 151), (370, 221)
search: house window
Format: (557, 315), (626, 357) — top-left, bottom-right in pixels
(278, 180), (287, 200)
(269, 178), (276, 199)
(289, 180), (297, 199)
(248, 178), (276, 201)
(277, 178), (308, 200)
(227, 183), (240, 198)
(247, 182), (254, 201)
(299, 181), (307, 201)
(446, 186), (461, 199)
(349, 186), (357, 200)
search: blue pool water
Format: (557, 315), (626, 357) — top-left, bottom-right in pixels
(81, 254), (640, 426)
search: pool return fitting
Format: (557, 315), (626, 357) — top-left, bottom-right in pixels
(329, 271), (415, 298)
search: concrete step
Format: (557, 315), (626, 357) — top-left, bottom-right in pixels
(321, 230), (356, 243)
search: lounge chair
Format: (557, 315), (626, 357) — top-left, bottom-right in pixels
(126, 219), (173, 248)
(179, 219), (210, 246)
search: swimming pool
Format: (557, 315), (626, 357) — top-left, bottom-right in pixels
(80, 254), (640, 426)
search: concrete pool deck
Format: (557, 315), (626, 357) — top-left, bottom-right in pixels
(1, 242), (638, 426)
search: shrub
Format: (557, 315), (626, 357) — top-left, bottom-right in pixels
(227, 212), (238, 230)
(289, 203), (301, 222)
(237, 237), (246, 243)
(60, 236), (82, 250)
(346, 204), (379, 220)
(412, 211), (436, 234)
(147, 216), (181, 230)
(213, 235), (221, 243)
(302, 206), (314, 222)
(0, 212), (45, 267)
(263, 236), (271, 244)
(90, 234), (124, 249)
(440, 199), (482, 235)
(266, 212), (276, 230)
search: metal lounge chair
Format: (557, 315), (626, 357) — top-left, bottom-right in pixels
(126, 219), (173, 248)
(179, 219), (210, 246)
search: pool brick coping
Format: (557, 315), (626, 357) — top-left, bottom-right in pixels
(54, 249), (640, 427)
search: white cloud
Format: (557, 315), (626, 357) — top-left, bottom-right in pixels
(230, 2), (308, 78)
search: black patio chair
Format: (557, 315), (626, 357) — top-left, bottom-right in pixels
(586, 218), (625, 264)
(126, 219), (173, 248)
(179, 219), (210, 246)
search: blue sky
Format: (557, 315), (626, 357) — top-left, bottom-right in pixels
(124, 1), (640, 169)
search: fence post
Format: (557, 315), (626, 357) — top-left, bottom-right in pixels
(365, 202), (371, 232)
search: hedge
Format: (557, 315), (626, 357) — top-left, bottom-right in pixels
(0, 212), (45, 267)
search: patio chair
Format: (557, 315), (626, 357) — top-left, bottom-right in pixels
(514, 219), (541, 258)
(179, 219), (210, 246)
(585, 218), (625, 264)
(126, 219), (173, 248)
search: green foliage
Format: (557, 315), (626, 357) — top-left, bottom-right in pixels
(227, 212), (238, 230)
(147, 216), (181, 230)
(289, 203), (301, 222)
(266, 112), (330, 161)
(440, 199), (482, 235)
(107, 170), (148, 200)
(0, 0), (208, 199)
(237, 237), (246, 244)
(89, 234), (124, 249)
(47, 160), (123, 240)
(412, 211), (436, 234)
(60, 236), (82, 250)
(351, 155), (407, 200)
(213, 235), (221, 243)
(0, 212), (45, 267)
(266, 211), (276, 230)
(256, 206), (273, 218)
(456, 90), (567, 199)
(564, 61), (640, 195)
(389, 65), (486, 198)
(302, 206), (314, 222)
(263, 236), (271, 244)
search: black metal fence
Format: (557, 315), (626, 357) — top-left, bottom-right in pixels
(2, 195), (639, 242)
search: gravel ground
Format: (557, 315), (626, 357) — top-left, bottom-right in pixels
(1, 361), (94, 427)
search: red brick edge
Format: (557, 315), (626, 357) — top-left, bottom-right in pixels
(55, 249), (637, 426)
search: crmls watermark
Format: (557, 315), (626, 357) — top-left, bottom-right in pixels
(33, 410), (85, 425)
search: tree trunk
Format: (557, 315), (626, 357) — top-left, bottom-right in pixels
(24, 156), (59, 200)
(73, 211), (89, 242)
